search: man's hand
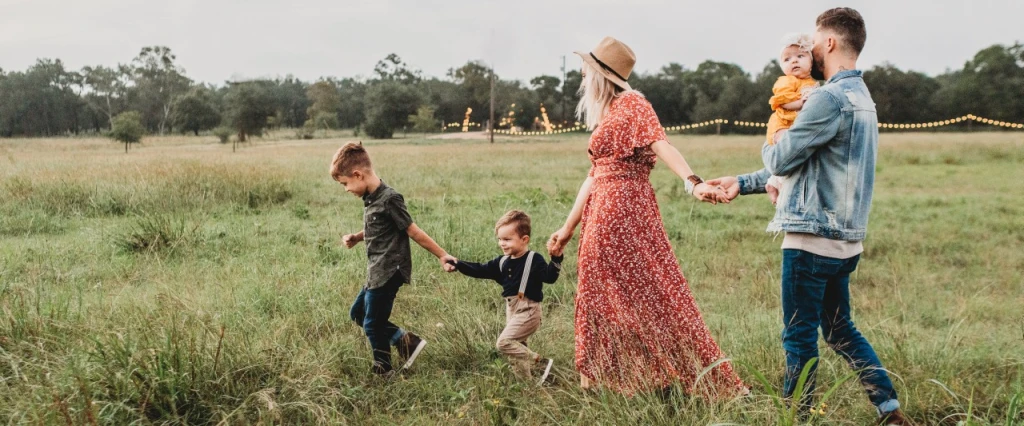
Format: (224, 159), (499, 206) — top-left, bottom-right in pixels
(341, 233), (363, 249)
(440, 254), (458, 272)
(692, 182), (729, 205)
(705, 176), (740, 201)
(766, 183), (780, 205)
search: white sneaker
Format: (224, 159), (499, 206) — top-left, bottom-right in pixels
(537, 358), (554, 385)
(400, 335), (427, 370)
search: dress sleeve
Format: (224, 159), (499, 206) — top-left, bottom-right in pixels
(609, 92), (667, 158)
(769, 76), (802, 111)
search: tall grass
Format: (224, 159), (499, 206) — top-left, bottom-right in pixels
(1, 132), (1023, 424)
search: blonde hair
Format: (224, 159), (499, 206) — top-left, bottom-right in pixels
(575, 62), (625, 130)
(495, 210), (531, 237)
(330, 141), (372, 179)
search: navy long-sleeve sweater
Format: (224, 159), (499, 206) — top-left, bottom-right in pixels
(454, 252), (562, 302)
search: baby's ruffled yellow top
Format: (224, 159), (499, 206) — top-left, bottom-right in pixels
(766, 75), (818, 144)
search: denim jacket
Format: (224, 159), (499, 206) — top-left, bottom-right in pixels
(738, 70), (877, 241)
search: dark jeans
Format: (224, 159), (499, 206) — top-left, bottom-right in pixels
(781, 249), (899, 412)
(350, 273), (406, 373)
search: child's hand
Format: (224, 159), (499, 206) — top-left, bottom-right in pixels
(766, 184), (780, 206)
(440, 255), (458, 272)
(773, 129), (788, 144)
(342, 233), (363, 249)
(548, 243), (564, 257)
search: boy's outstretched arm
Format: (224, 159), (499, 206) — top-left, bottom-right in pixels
(452, 257), (501, 281)
(406, 223), (456, 272)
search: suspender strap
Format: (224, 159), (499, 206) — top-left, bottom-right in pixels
(518, 251), (535, 300)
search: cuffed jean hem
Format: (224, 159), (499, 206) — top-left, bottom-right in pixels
(390, 328), (406, 345)
(876, 399), (900, 416)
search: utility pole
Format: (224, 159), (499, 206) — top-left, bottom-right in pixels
(489, 66), (495, 144)
(560, 55), (567, 125)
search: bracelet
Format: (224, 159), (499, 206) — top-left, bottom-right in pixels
(684, 174), (704, 195)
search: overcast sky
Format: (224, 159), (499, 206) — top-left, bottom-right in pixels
(2, 0), (1021, 85)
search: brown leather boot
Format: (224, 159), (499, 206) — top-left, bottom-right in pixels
(877, 409), (912, 425)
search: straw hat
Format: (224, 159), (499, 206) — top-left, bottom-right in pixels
(574, 36), (635, 91)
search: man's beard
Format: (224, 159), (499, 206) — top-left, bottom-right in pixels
(811, 57), (826, 80)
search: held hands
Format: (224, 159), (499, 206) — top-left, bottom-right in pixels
(440, 254), (458, 272)
(341, 233), (363, 248)
(692, 182), (730, 205)
(547, 226), (574, 257)
(704, 176), (741, 202)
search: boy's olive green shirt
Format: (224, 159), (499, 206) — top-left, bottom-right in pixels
(361, 182), (413, 289)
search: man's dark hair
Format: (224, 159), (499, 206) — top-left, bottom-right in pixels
(816, 7), (867, 56)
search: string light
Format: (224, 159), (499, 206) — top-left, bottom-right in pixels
(878, 114), (1024, 130)
(489, 113), (1022, 136)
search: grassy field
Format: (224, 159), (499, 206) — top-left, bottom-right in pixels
(1, 131), (1022, 425)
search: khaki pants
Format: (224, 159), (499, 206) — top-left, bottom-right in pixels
(496, 297), (542, 378)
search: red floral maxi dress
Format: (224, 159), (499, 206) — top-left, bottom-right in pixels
(575, 91), (745, 396)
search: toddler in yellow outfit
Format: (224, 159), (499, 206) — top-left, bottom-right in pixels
(766, 33), (819, 204)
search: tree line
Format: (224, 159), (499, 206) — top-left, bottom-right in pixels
(1, 43), (1021, 140)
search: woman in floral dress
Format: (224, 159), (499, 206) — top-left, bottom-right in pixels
(547, 37), (746, 396)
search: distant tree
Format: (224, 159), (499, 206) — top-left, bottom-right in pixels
(306, 80), (342, 129)
(530, 75), (566, 124)
(0, 59), (84, 136)
(272, 76), (311, 128)
(110, 111), (145, 152)
(448, 61), (492, 123)
(364, 80), (421, 139)
(408, 105), (438, 133)
(224, 81), (276, 142)
(337, 78), (367, 128)
(374, 53), (422, 84)
(81, 65), (129, 129)
(128, 46), (191, 134)
(563, 70), (582, 120)
(171, 86), (221, 135)
(864, 63), (940, 124)
(213, 126), (233, 143)
(931, 43), (1024, 122)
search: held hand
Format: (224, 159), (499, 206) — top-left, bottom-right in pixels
(548, 241), (565, 257)
(766, 183), (780, 206)
(692, 182), (730, 205)
(547, 227), (574, 255)
(341, 233), (363, 249)
(440, 254), (458, 272)
(705, 176), (740, 201)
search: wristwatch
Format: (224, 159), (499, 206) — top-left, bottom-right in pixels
(684, 175), (704, 195)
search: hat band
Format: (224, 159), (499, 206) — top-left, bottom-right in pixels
(590, 52), (628, 83)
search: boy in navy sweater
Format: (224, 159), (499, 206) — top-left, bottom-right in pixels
(447, 210), (562, 384)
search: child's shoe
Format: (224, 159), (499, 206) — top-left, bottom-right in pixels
(397, 332), (427, 370)
(535, 357), (554, 385)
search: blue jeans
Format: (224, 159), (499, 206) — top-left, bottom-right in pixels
(781, 249), (899, 414)
(350, 273), (406, 373)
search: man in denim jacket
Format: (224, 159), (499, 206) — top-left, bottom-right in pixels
(710, 8), (907, 425)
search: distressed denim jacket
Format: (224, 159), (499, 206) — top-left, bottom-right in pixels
(738, 70), (877, 241)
